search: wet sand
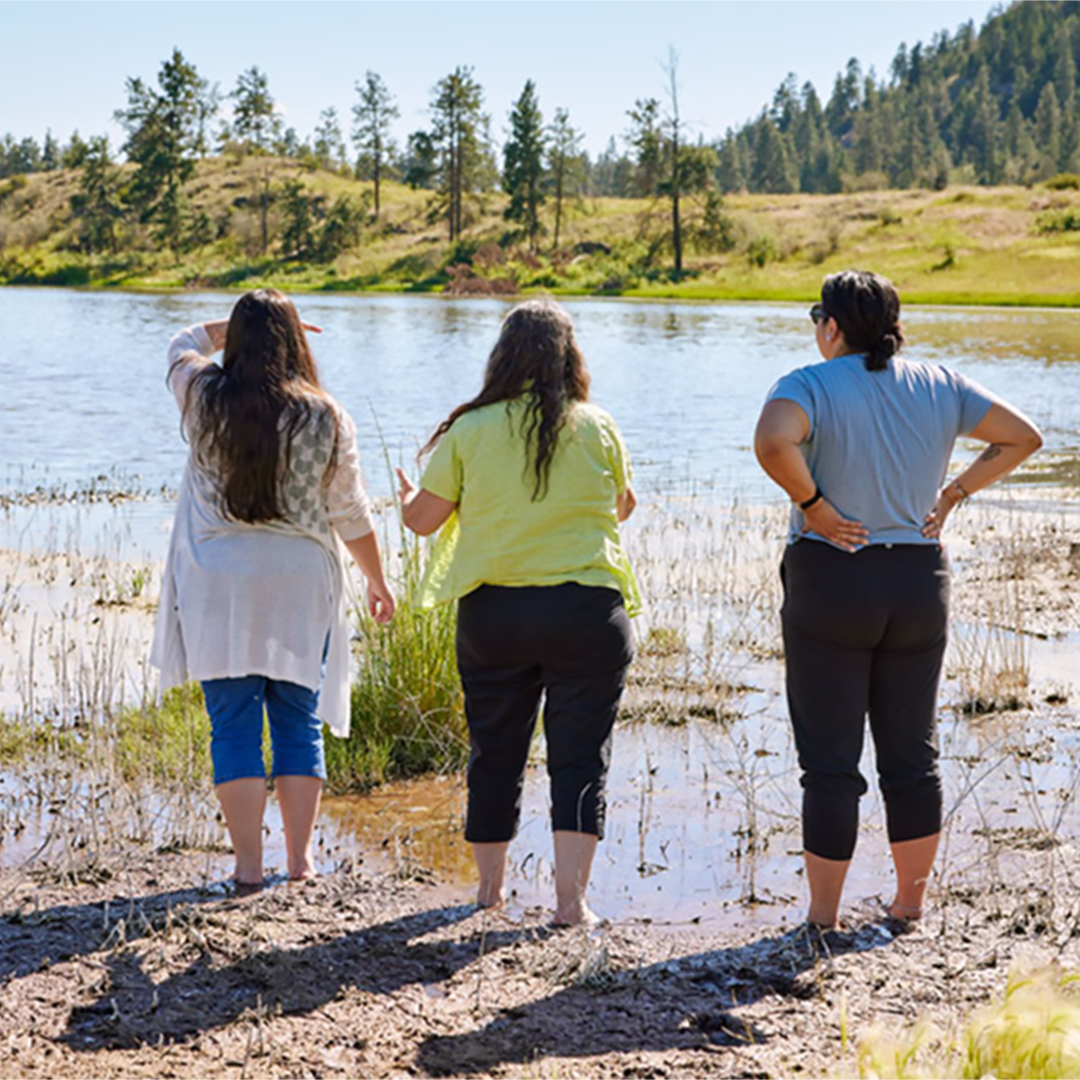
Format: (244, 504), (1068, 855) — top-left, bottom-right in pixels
(4, 841), (1080, 1079)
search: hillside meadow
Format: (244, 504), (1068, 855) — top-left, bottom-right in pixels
(3, 155), (1080, 305)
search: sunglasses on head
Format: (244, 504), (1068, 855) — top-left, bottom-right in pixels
(809, 303), (827, 325)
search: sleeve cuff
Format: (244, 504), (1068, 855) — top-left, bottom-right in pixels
(332, 516), (375, 542)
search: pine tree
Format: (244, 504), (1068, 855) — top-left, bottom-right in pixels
(228, 67), (281, 151)
(41, 131), (60, 171)
(546, 108), (584, 250)
(69, 136), (124, 253)
(715, 130), (747, 193)
(626, 98), (663, 198)
(428, 66), (490, 241)
(313, 108), (346, 171)
(1035, 82), (1062, 178)
(352, 72), (399, 218)
(115, 49), (215, 250)
(502, 80), (546, 251)
(279, 179), (315, 258)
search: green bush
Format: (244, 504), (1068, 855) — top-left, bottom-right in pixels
(1036, 208), (1080, 234)
(1044, 173), (1080, 191)
(746, 234), (779, 267)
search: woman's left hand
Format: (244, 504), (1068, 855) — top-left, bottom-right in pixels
(367, 578), (395, 623)
(922, 486), (962, 539)
(301, 322), (322, 334)
(396, 467), (417, 509)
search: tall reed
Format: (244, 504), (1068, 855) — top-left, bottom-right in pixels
(323, 522), (467, 795)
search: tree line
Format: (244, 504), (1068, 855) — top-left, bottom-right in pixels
(715, 0), (1080, 194)
(4, 1), (1080, 266)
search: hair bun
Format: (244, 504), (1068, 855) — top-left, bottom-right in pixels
(878, 332), (900, 359)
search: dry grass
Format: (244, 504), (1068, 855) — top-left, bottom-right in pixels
(6, 158), (1080, 303)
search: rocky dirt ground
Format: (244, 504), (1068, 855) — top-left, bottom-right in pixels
(3, 842), (1080, 1079)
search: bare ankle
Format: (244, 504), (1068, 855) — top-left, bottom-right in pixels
(234, 865), (263, 887)
(888, 899), (924, 920)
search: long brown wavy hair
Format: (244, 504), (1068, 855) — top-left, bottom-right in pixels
(179, 289), (339, 522)
(422, 299), (591, 499)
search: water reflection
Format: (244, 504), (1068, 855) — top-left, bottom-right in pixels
(2, 289), (1077, 503)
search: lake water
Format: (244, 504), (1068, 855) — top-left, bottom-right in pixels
(3, 287), (1078, 518)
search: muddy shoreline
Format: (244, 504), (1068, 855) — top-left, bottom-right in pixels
(4, 842), (1080, 1079)
(4, 489), (1080, 1076)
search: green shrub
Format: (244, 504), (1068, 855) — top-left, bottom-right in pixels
(1036, 208), (1080, 234)
(1045, 173), (1080, 191)
(746, 234), (779, 267)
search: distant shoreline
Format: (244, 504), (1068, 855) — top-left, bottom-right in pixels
(5, 278), (1080, 312)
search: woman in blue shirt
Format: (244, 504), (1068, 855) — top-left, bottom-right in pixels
(754, 270), (1041, 931)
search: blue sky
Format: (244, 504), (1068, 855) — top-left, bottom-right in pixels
(3, 1), (1002, 157)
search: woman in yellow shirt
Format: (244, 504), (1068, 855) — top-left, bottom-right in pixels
(398, 299), (638, 926)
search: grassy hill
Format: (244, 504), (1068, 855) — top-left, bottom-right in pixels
(3, 155), (1080, 305)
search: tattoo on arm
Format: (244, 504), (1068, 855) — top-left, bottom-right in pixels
(979, 444), (1003, 463)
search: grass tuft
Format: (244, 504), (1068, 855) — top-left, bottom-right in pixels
(324, 535), (467, 794)
(857, 964), (1080, 1079)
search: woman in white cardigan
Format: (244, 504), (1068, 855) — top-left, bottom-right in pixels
(152, 289), (394, 890)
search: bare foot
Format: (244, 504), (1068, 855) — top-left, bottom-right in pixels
(476, 886), (505, 910)
(288, 863), (317, 882)
(234, 863), (263, 889)
(552, 903), (603, 929)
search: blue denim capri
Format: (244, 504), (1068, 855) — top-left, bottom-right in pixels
(201, 675), (327, 785)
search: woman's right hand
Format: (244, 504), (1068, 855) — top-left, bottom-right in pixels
(396, 467), (417, 509)
(802, 499), (869, 553)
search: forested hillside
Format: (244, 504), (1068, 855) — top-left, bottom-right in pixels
(2, 1), (1080, 304)
(716, 0), (1080, 193)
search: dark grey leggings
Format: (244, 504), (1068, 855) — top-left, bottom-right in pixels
(456, 583), (633, 843)
(781, 540), (950, 861)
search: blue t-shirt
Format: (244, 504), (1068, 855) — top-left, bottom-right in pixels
(766, 353), (999, 547)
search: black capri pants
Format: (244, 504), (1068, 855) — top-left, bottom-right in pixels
(780, 540), (950, 862)
(456, 582), (634, 844)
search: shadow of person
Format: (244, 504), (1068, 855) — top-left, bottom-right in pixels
(415, 919), (903, 1076)
(0, 880), (243, 982)
(61, 899), (527, 1051)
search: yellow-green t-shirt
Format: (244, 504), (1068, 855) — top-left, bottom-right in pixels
(417, 398), (642, 615)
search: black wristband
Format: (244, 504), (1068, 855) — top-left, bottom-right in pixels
(799, 487), (823, 511)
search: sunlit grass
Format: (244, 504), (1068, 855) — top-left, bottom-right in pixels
(6, 159), (1080, 305)
(857, 965), (1080, 1080)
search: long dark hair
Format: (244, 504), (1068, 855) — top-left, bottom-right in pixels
(820, 269), (905, 372)
(179, 289), (339, 522)
(422, 299), (590, 499)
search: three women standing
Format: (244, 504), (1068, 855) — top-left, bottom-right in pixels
(755, 270), (1042, 929)
(154, 281), (1042, 932)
